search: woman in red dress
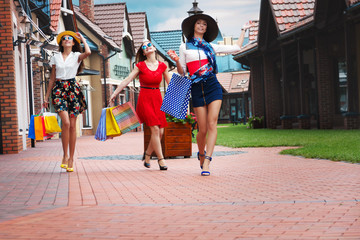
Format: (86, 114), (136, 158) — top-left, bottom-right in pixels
(109, 40), (171, 170)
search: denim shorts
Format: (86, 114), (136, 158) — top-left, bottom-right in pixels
(191, 75), (223, 107)
(51, 78), (87, 118)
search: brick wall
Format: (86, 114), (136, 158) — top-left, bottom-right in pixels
(99, 45), (111, 107)
(0, 0), (21, 153)
(79, 0), (94, 22)
(344, 115), (359, 129)
(316, 35), (334, 129)
(32, 63), (42, 112)
(263, 54), (282, 129)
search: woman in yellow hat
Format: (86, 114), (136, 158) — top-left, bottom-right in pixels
(43, 31), (91, 172)
(169, 15), (250, 176)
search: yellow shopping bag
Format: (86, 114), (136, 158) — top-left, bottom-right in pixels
(44, 115), (62, 134)
(106, 107), (121, 137)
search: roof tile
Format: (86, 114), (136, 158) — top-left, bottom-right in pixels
(74, 6), (120, 50)
(271, 0), (315, 33)
(349, 0), (360, 5)
(50, 0), (62, 32)
(150, 30), (183, 57)
(94, 3), (127, 48)
(129, 12), (148, 50)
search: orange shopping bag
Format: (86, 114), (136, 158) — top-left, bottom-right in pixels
(34, 116), (44, 141)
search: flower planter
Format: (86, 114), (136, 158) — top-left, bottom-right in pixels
(144, 122), (192, 158)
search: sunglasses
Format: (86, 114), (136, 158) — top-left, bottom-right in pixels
(62, 36), (73, 41)
(142, 42), (152, 50)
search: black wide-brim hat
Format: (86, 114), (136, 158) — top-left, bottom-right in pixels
(181, 13), (219, 42)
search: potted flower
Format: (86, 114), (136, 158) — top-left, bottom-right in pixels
(166, 113), (197, 137)
(144, 113), (197, 158)
(247, 115), (264, 129)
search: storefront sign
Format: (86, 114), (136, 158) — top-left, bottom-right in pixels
(113, 65), (130, 78)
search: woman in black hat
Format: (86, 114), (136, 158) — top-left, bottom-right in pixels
(169, 14), (250, 176)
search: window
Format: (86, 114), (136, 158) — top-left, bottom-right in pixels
(112, 85), (119, 106)
(119, 94), (125, 105)
(337, 60), (348, 113)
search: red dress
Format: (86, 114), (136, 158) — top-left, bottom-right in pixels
(135, 61), (168, 128)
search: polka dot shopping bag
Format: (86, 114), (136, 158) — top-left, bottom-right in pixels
(161, 73), (192, 119)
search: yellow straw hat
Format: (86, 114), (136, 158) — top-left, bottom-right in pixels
(56, 31), (80, 45)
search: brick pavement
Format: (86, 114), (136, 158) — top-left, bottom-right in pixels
(0, 132), (359, 239)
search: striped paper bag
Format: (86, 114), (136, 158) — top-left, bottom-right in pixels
(111, 102), (140, 134)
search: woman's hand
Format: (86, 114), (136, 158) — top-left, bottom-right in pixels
(76, 32), (85, 42)
(108, 94), (116, 106)
(167, 50), (179, 62)
(42, 99), (49, 109)
(241, 21), (252, 31)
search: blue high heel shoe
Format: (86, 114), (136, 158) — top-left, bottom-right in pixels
(197, 151), (206, 169)
(201, 156), (212, 176)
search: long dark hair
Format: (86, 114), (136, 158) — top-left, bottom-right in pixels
(58, 39), (84, 75)
(135, 41), (157, 64)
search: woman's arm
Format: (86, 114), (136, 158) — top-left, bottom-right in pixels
(109, 66), (140, 104)
(168, 52), (184, 76)
(43, 66), (56, 109)
(163, 66), (171, 85)
(77, 32), (91, 62)
(236, 22), (251, 48)
(168, 44), (186, 76)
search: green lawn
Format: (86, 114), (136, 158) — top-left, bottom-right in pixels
(194, 124), (360, 163)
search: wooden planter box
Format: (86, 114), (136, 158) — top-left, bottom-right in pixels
(144, 122), (192, 158)
(252, 120), (264, 129)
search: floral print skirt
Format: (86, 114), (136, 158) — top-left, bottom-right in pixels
(51, 78), (87, 118)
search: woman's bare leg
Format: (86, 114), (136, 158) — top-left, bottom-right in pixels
(147, 126), (166, 168)
(67, 116), (78, 169)
(202, 100), (222, 172)
(58, 111), (70, 166)
(194, 106), (208, 167)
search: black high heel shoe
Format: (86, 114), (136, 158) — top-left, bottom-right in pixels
(197, 151), (206, 169)
(157, 158), (168, 171)
(201, 156), (212, 176)
(142, 152), (151, 168)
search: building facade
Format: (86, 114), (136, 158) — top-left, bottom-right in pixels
(234, 0), (360, 129)
(0, 0), (77, 154)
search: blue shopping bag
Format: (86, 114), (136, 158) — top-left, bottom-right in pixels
(161, 73), (192, 119)
(28, 115), (36, 139)
(95, 108), (108, 141)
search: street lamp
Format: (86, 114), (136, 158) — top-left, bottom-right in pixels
(13, 19), (31, 48)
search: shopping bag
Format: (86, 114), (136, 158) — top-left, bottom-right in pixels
(43, 112), (61, 134)
(41, 116), (53, 140)
(95, 108), (108, 141)
(34, 116), (45, 141)
(111, 102), (140, 134)
(160, 73), (192, 119)
(28, 115), (36, 139)
(106, 107), (122, 137)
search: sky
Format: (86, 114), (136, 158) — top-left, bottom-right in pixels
(73, 0), (261, 37)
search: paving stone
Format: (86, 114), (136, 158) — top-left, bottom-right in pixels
(0, 133), (358, 239)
